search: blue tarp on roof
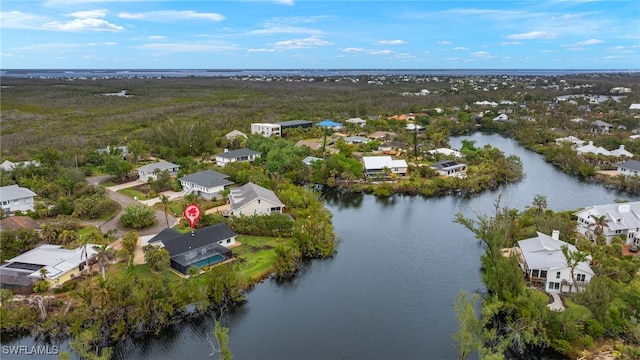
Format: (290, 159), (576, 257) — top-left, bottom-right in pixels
(316, 120), (343, 127)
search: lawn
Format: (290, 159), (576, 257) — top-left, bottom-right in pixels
(117, 187), (151, 200)
(233, 235), (294, 284)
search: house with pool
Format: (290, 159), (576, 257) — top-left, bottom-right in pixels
(148, 223), (236, 275)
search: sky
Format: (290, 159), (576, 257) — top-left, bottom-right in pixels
(1, 0), (639, 70)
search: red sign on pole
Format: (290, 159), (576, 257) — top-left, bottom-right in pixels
(183, 204), (202, 229)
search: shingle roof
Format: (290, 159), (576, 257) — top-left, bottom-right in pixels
(216, 148), (260, 159)
(179, 170), (233, 188)
(160, 223), (236, 256)
(0, 185), (37, 202)
(619, 159), (640, 172)
(230, 182), (284, 211)
(0, 216), (40, 231)
(137, 161), (180, 173)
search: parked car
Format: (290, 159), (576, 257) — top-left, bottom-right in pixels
(630, 244), (639, 253)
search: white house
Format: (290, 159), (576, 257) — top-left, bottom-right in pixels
(179, 170), (234, 200)
(136, 161), (180, 183)
(428, 148), (462, 158)
(574, 201), (640, 245)
(228, 182), (285, 217)
(251, 123), (281, 137)
(225, 130), (247, 140)
(345, 117), (367, 127)
(617, 160), (640, 177)
(493, 114), (510, 122)
(575, 141), (612, 156)
(362, 156), (408, 178)
(430, 160), (467, 177)
(0, 160), (40, 172)
(517, 231), (594, 293)
(610, 145), (634, 158)
(0, 185), (37, 214)
(215, 148), (261, 167)
(554, 136), (585, 147)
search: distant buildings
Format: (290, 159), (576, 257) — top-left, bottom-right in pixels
(251, 120), (313, 137)
(0, 185), (37, 214)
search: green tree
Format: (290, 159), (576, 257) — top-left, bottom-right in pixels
(532, 194), (547, 218)
(589, 214), (608, 240)
(142, 244), (170, 273)
(453, 290), (483, 360)
(159, 194), (171, 228)
(92, 244), (115, 280)
(561, 244), (590, 293)
(120, 204), (157, 229)
(210, 321), (233, 360)
(121, 230), (139, 267)
(103, 155), (133, 183)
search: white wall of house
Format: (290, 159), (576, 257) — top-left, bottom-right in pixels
(543, 268), (592, 293)
(251, 123), (281, 137)
(230, 198), (283, 216)
(1, 197), (35, 213)
(180, 181), (226, 200)
(217, 235), (237, 247)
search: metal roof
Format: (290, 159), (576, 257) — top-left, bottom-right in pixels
(137, 161), (180, 173)
(0, 185), (37, 202)
(216, 148), (260, 159)
(518, 232), (593, 275)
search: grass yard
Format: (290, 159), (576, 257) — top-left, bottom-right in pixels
(108, 261), (183, 282)
(117, 187), (151, 200)
(233, 235), (294, 284)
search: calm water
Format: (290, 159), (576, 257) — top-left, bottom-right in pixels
(3, 133), (632, 360)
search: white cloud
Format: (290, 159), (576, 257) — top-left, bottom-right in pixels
(423, 50), (430, 54)
(0, 53), (14, 57)
(471, 51), (496, 59)
(148, 35), (167, 40)
(576, 38), (604, 45)
(369, 49), (393, 55)
(44, 18), (124, 32)
(16, 42), (83, 51)
(249, 26), (322, 35)
(139, 42), (238, 53)
(275, 0), (294, 5)
(438, 40), (451, 45)
(506, 31), (557, 40)
(342, 47), (365, 52)
(501, 41), (522, 46)
(272, 37), (333, 49)
(375, 40), (407, 45)
(453, 46), (468, 50)
(0, 11), (50, 30)
(88, 41), (117, 46)
(67, 9), (107, 19)
(119, 10), (224, 22)
(248, 48), (276, 52)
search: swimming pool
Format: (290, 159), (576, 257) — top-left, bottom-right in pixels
(191, 254), (226, 268)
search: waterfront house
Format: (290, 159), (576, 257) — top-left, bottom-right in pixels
(427, 148), (462, 158)
(575, 141), (611, 156)
(148, 224), (235, 275)
(0, 244), (100, 291)
(574, 201), (640, 245)
(517, 231), (594, 293)
(617, 159), (640, 177)
(610, 145), (634, 158)
(362, 156), (408, 178)
(0, 184), (37, 214)
(179, 170), (234, 200)
(430, 160), (467, 178)
(554, 136), (585, 148)
(228, 182), (285, 217)
(215, 148), (260, 167)
(136, 161), (180, 183)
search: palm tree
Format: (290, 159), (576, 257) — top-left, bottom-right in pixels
(39, 267), (49, 280)
(79, 235), (90, 276)
(60, 230), (78, 245)
(159, 194), (171, 228)
(532, 195), (547, 218)
(92, 244), (115, 280)
(589, 214), (609, 241)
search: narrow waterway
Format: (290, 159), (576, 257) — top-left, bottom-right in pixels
(3, 133), (632, 359)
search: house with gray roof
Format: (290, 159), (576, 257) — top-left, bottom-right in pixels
(147, 224), (235, 275)
(179, 170), (234, 200)
(517, 231), (594, 293)
(0, 160), (40, 172)
(362, 156), (408, 178)
(136, 161), (180, 183)
(591, 120), (614, 134)
(228, 182), (284, 217)
(215, 148), (261, 167)
(617, 159), (640, 177)
(574, 201), (640, 245)
(0, 185), (37, 214)
(430, 160), (467, 178)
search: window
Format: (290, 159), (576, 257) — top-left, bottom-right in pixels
(540, 270), (547, 278)
(257, 199), (261, 204)
(576, 274), (586, 282)
(548, 282), (560, 290)
(226, 239), (231, 243)
(532, 269), (539, 277)
(556, 271), (561, 279)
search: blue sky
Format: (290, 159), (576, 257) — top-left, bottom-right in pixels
(1, 0), (639, 69)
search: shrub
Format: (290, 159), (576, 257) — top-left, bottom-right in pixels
(33, 281), (49, 293)
(120, 204), (157, 229)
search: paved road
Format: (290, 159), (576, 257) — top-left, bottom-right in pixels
(86, 176), (178, 238)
